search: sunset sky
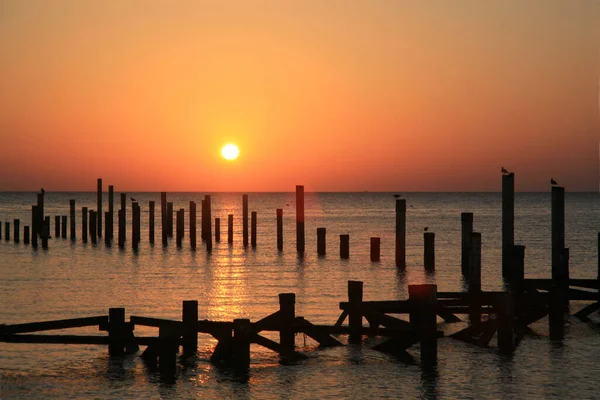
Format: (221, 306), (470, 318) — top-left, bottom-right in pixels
(1, 1), (598, 192)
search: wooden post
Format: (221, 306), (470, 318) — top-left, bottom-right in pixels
(276, 208), (283, 251)
(279, 293), (296, 357)
(348, 280), (363, 344)
(215, 217), (220, 243)
(0, 221), (2, 240)
(176, 208), (183, 248)
(551, 186), (567, 298)
(189, 201), (196, 249)
(424, 232), (435, 271)
(182, 300), (198, 356)
(161, 192), (167, 243)
(512, 245), (526, 290)
(167, 202), (173, 238)
(549, 285), (565, 340)
(251, 211), (257, 248)
(502, 173), (514, 279)
(132, 203), (140, 250)
(395, 199), (406, 268)
(97, 178), (102, 238)
(370, 237), (380, 262)
(497, 291), (515, 352)
(104, 211), (110, 246)
(108, 185), (114, 241)
(54, 215), (60, 238)
(31, 206), (38, 248)
(228, 214), (233, 244)
(469, 232), (482, 327)
(205, 195), (212, 251)
(90, 211), (97, 244)
(82, 207), (88, 243)
(340, 234), (350, 259)
(461, 212), (473, 276)
(408, 284), (438, 365)
(149, 201), (155, 245)
(233, 318), (251, 369)
(118, 209), (125, 248)
(69, 199), (76, 240)
(36, 192), (44, 236)
(42, 217), (49, 248)
(317, 227), (326, 256)
(296, 186), (305, 254)
(108, 307), (125, 356)
(158, 325), (178, 376)
(120, 193), (127, 243)
(4, 221), (9, 241)
(243, 194), (249, 247)
(61, 215), (67, 238)
(201, 199), (206, 242)
(598, 232), (599, 296)
(24, 226), (30, 244)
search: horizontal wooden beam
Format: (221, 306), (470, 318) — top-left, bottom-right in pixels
(130, 316), (181, 328)
(0, 316), (108, 334)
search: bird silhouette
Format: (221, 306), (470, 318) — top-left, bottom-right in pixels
(393, 194), (402, 198)
(501, 167), (508, 174)
(424, 227), (428, 232)
(550, 178), (558, 186)
(40, 188), (45, 194)
(131, 197), (137, 202)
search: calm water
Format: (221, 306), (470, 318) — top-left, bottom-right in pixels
(1, 192), (599, 399)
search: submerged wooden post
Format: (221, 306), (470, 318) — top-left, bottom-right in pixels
(370, 237), (380, 262)
(215, 217), (220, 243)
(54, 215), (60, 238)
(296, 186), (305, 254)
(104, 212), (110, 246)
(176, 208), (184, 248)
(161, 192), (167, 243)
(189, 201), (196, 249)
(408, 284), (438, 365)
(512, 245), (526, 290)
(549, 285), (565, 340)
(348, 280), (363, 344)
(395, 199), (406, 268)
(118, 209), (125, 248)
(205, 195), (212, 251)
(317, 227), (326, 256)
(120, 193), (127, 243)
(36, 192), (44, 236)
(0, 221), (2, 240)
(251, 211), (257, 248)
(4, 221), (10, 241)
(502, 173), (514, 279)
(158, 325), (178, 376)
(461, 212), (473, 276)
(242, 194), (249, 247)
(108, 307), (125, 356)
(90, 211), (97, 244)
(149, 201), (155, 245)
(24, 226), (30, 244)
(82, 207), (88, 243)
(132, 203), (140, 250)
(108, 185), (114, 242)
(42, 217), (49, 248)
(279, 293), (296, 357)
(167, 202), (173, 238)
(61, 215), (67, 238)
(228, 214), (234, 244)
(497, 291), (515, 352)
(340, 234), (350, 259)
(69, 199), (76, 240)
(12, 219), (20, 242)
(182, 300), (198, 356)
(233, 318), (251, 369)
(551, 186), (568, 301)
(424, 232), (435, 271)
(31, 206), (38, 248)
(276, 208), (283, 251)
(469, 232), (482, 327)
(97, 178), (103, 238)
(201, 199), (206, 242)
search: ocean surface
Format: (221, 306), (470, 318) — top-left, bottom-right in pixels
(1, 191), (599, 399)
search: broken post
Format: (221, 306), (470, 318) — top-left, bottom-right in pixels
(54, 215), (60, 238)
(149, 201), (155, 245)
(424, 232), (435, 271)
(215, 217), (220, 243)
(395, 198), (406, 268)
(340, 234), (350, 259)
(176, 208), (184, 248)
(233, 319), (251, 369)
(276, 208), (283, 251)
(24, 226), (30, 244)
(409, 284), (438, 365)
(69, 199), (76, 240)
(317, 227), (326, 256)
(97, 178), (102, 238)
(108, 307), (126, 356)
(61, 215), (67, 238)
(461, 212), (473, 275)
(296, 186), (305, 254)
(228, 214), (234, 244)
(279, 293), (296, 357)
(348, 280), (363, 344)
(82, 207), (88, 243)
(251, 211), (257, 248)
(370, 237), (380, 262)
(243, 194), (249, 247)
(189, 201), (196, 249)
(469, 232), (482, 327)
(502, 173), (514, 279)
(182, 300), (198, 356)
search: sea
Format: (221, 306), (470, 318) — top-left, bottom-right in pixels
(1, 191), (599, 399)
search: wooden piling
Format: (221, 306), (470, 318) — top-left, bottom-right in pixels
(408, 284), (438, 365)
(36, 192), (44, 235)
(108, 185), (114, 241)
(201, 199), (206, 241)
(395, 199), (406, 268)
(340, 234), (350, 259)
(149, 201), (155, 245)
(108, 308), (125, 356)
(228, 214), (233, 244)
(497, 290), (514, 352)
(182, 300), (198, 356)
(31, 206), (38, 248)
(42, 217), (49, 247)
(296, 186), (305, 254)
(502, 173), (514, 279)
(424, 232), (435, 271)
(205, 195), (213, 251)
(176, 208), (184, 248)
(4, 221), (10, 241)
(120, 193), (126, 243)
(189, 201), (196, 249)
(82, 207), (88, 243)
(215, 218), (220, 242)
(61, 216), (67, 238)
(54, 215), (60, 238)
(233, 318), (251, 369)
(348, 281), (363, 344)
(0, 221), (2, 240)
(512, 245), (526, 289)
(279, 293), (296, 357)
(118, 209), (125, 248)
(24, 226), (30, 244)
(243, 194), (249, 248)
(461, 212), (473, 276)
(370, 237), (380, 262)
(158, 325), (178, 376)
(167, 202), (173, 238)
(161, 192), (167, 243)
(317, 228), (326, 256)
(551, 186), (568, 301)
(90, 211), (97, 244)
(251, 211), (257, 248)
(104, 212), (110, 245)
(97, 178), (102, 238)
(469, 232), (482, 327)
(276, 209), (283, 251)
(69, 199), (76, 240)
(549, 285), (565, 340)
(132, 203), (140, 250)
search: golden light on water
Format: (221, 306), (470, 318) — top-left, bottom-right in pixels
(221, 144), (240, 161)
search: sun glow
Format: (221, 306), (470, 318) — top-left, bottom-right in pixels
(221, 144), (240, 161)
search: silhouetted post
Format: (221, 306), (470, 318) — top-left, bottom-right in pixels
(36, 192), (44, 235)
(370, 237), (380, 261)
(4, 221), (9, 241)
(189, 201), (196, 249)
(549, 285), (565, 340)
(469, 232), (482, 327)
(409, 284), (438, 365)
(132, 203), (140, 250)
(160, 192), (167, 242)
(598, 232), (600, 295)
(551, 186), (567, 294)
(167, 202), (173, 238)
(120, 193), (127, 243)
(233, 319), (251, 369)
(104, 212), (110, 246)
(176, 208), (184, 248)
(158, 325), (178, 376)
(0, 221), (2, 240)
(82, 207), (88, 243)
(42, 216), (50, 248)
(31, 206), (38, 248)
(348, 280), (363, 344)
(108, 307), (125, 356)
(497, 290), (515, 352)
(24, 226), (30, 244)
(424, 232), (435, 271)
(317, 228), (326, 256)
(118, 209), (125, 248)
(90, 210), (97, 244)
(205, 195), (212, 251)
(200, 199), (206, 241)
(54, 216), (60, 238)
(61, 216), (67, 238)
(149, 201), (155, 245)
(69, 199), (76, 240)
(228, 214), (234, 244)
(182, 300), (198, 356)
(276, 209), (283, 251)
(215, 218), (220, 242)
(502, 173), (515, 279)
(97, 178), (102, 238)
(296, 186), (305, 254)
(108, 185), (114, 241)
(279, 293), (296, 357)
(395, 199), (406, 268)
(512, 245), (526, 290)
(242, 194), (249, 247)
(461, 212), (473, 276)
(340, 234), (350, 259)
(251, 211), (257, 248)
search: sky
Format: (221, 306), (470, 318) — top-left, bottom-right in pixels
(1, 0), (599, 192)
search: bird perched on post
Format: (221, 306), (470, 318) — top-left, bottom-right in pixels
(131, 197), (137, 202)
(393, 194), (402, 198)
(40, 188), (45, 195)
(424, 227), (428, 232)
(550, 178), (558, 186)
(501, 167), (508, 174)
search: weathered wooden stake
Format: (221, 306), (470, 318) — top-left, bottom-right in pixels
(158, 325), (178, 376)
(512, 245), (526, 290)
(469, 232), (482, 327)
(296, 186), (305, 254)
(348, 280), (363, 344)
(461, 212), (473, 276)
(24, 226), (30, 244)
(104, 212), (110, 246)
(205, 195), (213, 251)
(340, 234), (350, 259)
(215, 218), (220, 242)
(120, 193), (127, 243)
(161, 192), (167, 242)
(176, 208), (184, 248)
(167, 202), (173, 238)
(69, 199), (76, 240)
(251, 211), (257, 248)
(233, 318), (251, 369)
(36, 192), (44, 236)
(108, 307), (125, 356)
(279, 293), (296, 357)
(409, 284), (438, 365)
(13, 219), (20, 242)
(276, 208), (283, 251)
(61, 215), (67, 238)
(82, 207), (88, 243)
(497, 290), (515, 352)
(31, 206), (38, 248)
(54, 215), (60, 238)
(200, 199), (206, 242)
(0, 221), (2, 240)
(149, 201), (155, 245)
(117, 209), (125, 247)
(424, 232), (435, 271)
(189, 201), (196, 249)
(90, 211), (97, 244)
(132, 203), (140, 250)
(395, 199), (406, 268)
(4, 221), (10, 241)
(502, 173), (514, 279)
(242, 194), (249, 248)
(42, 216), (49, 247)
(549, 285), (565, 340)
(108, 185), (114, 241)
(182, 300), (198, 356)
(551, 186), (569, 304)
(317, 227), (326, 256)
(228, 214), (234, 244)
(370, 237), (381, 262)
(97, 178), (102, 238)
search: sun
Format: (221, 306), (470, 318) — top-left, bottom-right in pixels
(221, 143), (240, 161)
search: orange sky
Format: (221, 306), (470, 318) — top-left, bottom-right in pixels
(1, 1), (599, 192)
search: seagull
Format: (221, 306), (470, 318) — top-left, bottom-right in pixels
(550, 178), (558, 186)
(131, 197), (137, 202)
(424, 227), (428, 232)
(40, 188), (45, 194)
(501, 167), (508, 174)
(393, 194), (402, 198)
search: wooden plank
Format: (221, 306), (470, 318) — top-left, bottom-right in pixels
(334, 310), (349, 327)
(1, 316), (108, 334)
(252, 311), (281, 332)
(372, 333), (418, 354)
(251, 333), (308, 360)
(357, 305), (412, 329)
(293, 318), (343, 346)
(573, 301), (600, 321)
(130, 316), (181, 328)
(198, 320), (234, 333)
(1, 334), (109, 344)
(568, 288), (599, 301)
(569, 279), (600, 290)
(437, 306), (462, 322)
